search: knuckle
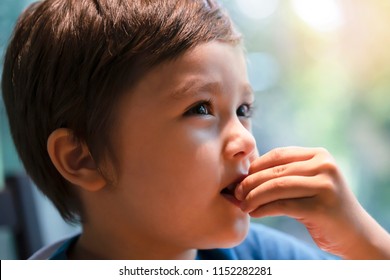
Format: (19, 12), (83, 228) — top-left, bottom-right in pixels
(314, 148), (338, 174)
(270, 147), (285, 162)
(319, 158), (337, 174)
(272, 178), (286, 189)
(272, 165), (286, 177)
(242, 176), (254, 189)
(318, 176), (337, 194)
(323, 179), (335, 192)
(269, 147), (286, 162)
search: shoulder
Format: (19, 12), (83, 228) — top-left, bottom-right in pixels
(232, 223), (336, 260)
(28, 234), (79, 260)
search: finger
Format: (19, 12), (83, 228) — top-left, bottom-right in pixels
(248, 197), (317, 220)
(235, 159), (318, 201)
(240, 175), (324, 213)
(249, 146), (317, 174)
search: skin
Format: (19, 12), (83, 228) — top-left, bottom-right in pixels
(47, 41), (390, 259)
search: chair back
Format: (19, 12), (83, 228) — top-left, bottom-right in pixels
(0, 174), (43, 259)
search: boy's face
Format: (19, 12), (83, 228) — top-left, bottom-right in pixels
(108, 41), (257, 250)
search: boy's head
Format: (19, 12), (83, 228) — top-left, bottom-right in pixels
(2, 0), (239, 220)
(2, 0), (256, 255)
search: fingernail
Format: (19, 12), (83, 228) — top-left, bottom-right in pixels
(235, 184), (244, 201)
(239, 201), (249, 213)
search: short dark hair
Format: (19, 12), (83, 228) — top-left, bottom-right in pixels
(2, 0), (240, 223)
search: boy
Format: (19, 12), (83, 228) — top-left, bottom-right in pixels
(2, 0), (390, 259)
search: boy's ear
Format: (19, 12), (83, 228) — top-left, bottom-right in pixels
(47, 128), (107, 191)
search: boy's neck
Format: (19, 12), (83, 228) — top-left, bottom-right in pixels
(68, 224), (197, 260)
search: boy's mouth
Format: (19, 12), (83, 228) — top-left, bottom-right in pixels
(220, 177), (245, 207)
(221, 183), (237, 196)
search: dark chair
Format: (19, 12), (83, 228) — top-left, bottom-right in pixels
(0, 174), (43, 259)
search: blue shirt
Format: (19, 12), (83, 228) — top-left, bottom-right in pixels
(49, 223), (335, 260)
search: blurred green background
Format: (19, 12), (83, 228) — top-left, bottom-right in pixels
(1, 0), (390, 258)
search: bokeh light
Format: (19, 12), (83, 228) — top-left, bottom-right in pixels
(235, 0), (279, 20)
(292, 0), (344, 31)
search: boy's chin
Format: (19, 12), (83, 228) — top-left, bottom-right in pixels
(219, 226), (250, 248)
(199, 218), (250, 249)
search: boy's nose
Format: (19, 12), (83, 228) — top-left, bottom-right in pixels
(223, 118), (256, 162)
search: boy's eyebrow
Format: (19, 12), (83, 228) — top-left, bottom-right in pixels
(169, 79), (221, 100)
(242, 83), (255, 98)
(169, 79), (254, 100)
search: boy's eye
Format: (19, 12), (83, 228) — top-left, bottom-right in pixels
(236, 103), (253, 118)
(185, 101), (212, 116)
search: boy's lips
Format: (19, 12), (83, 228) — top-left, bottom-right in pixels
(220, 175), (246, 207)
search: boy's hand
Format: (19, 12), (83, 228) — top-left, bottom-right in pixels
(235, 146), (390, 259)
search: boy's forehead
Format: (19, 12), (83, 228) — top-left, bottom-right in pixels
(138, 42), (251, 99)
